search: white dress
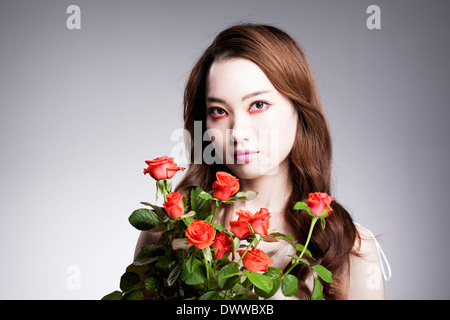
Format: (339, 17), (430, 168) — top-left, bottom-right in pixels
(266, 223), (392, 300)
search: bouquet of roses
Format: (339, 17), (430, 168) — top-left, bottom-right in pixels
(102, 156), (334, 300)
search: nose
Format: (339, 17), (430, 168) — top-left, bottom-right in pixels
(230, 115), (251, 143)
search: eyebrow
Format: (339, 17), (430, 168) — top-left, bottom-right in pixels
(206, 90), (271, 104)
(241, 90), (271, 102)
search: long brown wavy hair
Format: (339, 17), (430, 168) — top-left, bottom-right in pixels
(175, 23), (359, 299)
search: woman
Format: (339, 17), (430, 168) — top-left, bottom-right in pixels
(136, 23), (389, 299)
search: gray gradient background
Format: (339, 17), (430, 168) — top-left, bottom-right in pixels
(0, 0), (449, 299)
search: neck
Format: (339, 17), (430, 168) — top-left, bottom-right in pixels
(225, 160), (293, 231)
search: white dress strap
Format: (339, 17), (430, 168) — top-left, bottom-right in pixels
(355, 223), (392, 282)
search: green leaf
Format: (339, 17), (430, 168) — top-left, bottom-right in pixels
(295, 243), (313, 258)
(293, 201), (309, 211)
(125, 263), (149, 275)
(180, 258), (206, 285)
(313, 264), (333, 283)
(198, 191), (213, 201)
(199, 291), (221, 300)
(297, 257), (310, 266)
(140, 202), (166, 220)
(155, 256), (175, 276)
(293, 202), (313, 216)
(212, 222), (225, 232)
(119, 272), (140, 292)
(182, 217), (194, 228)
(191, 187), (212, 220)
(272, 232), (295, 243)
(244, 271), (273, 294)
(267, 266), (282, 274)
(167, 264), (181, 287)
(183, 254), (195, 272)
(231, 190), (258, 201)
(218, 263), (240, 290)
(122, 289), (144, 300)
(181, 210), (196, 218)
(129, 208), (159, 230)
(144, 276), (162, 295)
(281, 274), (298, 297)
(133, 244), (165, 266)
(321, 218), (326, 229)
(254, 271), (282, 299)
(221, 200), (235, 204)
(311, 277), (323, 300)
(230, 283), (249, 296)
(101, 290), (123, 300)
(182, 195), (189, 212)
(232, 294), (259, 300)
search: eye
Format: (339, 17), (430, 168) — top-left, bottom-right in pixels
(249, 100), (271, 113)
(208, 107), (228, 119)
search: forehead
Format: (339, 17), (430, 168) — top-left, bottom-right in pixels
(206, 58), (275, 100)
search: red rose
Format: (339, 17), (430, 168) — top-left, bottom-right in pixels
(249, 208), (270, 236)
(143, 156), (185, 181)
(185, 220), (215, 249)
(237, 246), (274, 272)
(212, 172), (240, 201)
(229, 210), (253, 239)
(307, 192), (334, 217)
(163, 192), (184, 220)
(212, 232), (232, 259)
(230, 208), (271, 239)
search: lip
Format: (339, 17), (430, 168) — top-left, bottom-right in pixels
(234, 149), (259, 155)
(234, 150), (259, 163)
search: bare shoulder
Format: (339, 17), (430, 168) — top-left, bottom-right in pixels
(353, 225), (379, 259)
(345, 224), (385, 299)
(134, 231), (164, 259)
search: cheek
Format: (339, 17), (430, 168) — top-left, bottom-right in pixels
(262, 109), (298, 158)
(205, 123), (228, 155)
(279, 122), (297, 156)
(282, 112), (298, 145)
(282, 114), (298, 152)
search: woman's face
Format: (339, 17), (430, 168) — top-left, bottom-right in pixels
(205, 58), (298, 179)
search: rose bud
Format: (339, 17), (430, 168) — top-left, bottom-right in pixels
(237, 246), (274, 272)
(307, 192), (334, 218)
(212, 171), (240, 201)
(163, 192), (185, 220)
(143, 156), (185, 181)
(230, 208), (271, 239)
(212, 232), (232, 259)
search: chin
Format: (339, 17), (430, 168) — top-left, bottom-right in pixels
(226, 163), (283, 180)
